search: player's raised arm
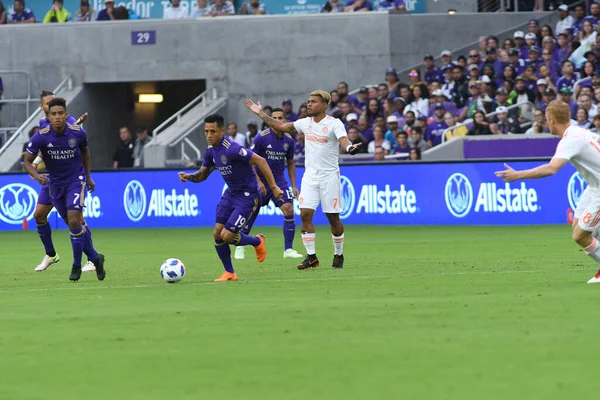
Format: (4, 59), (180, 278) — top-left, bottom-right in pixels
(249, 153), (283, 200)
(246, 99), (298, 134)
(179, 166), (215, 183)
(495, 158), (569, 182)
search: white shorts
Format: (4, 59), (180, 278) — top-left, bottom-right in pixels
(575, 187), (600, 231)
(299, 172), (342, 214)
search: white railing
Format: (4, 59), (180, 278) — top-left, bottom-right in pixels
(0, 70), (34, 120)
(0, 74), (72, 157)
(441, 100), (536, 143)
(152, 86), (218, 139)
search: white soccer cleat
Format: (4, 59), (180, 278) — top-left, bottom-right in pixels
(82, 261), (96, 272)
(283, 249), (304, 258)
(234, 246), (245, 260)
(34, 254), (60, 271)
(587, 270), (600, 284)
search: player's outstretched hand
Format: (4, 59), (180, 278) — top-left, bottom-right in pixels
(348, 143), (362, 155)
(35, 173), (49, 185)
(87, 177), (96, 193)
(245, 99), (263, 115)
(76, 112), (89, 125)
(292, 186), (300, 199)
(178, 172), (191, 183)
(272, 186), (284, 201)
(495, 163), (519, 182)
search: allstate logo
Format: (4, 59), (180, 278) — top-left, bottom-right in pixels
(123, 180), (147, 222)
(445, 173), (473, 218)
(567, 172), (587, 210)
(0, 183), (38, 224)
(340, 175), (355, 220)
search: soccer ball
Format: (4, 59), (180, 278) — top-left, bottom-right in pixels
(160, 258), (186, 283)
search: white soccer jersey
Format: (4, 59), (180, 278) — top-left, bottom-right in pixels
(293, 116), (347, 179)
(554, 125), (600, 189)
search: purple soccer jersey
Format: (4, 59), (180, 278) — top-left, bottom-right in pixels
(26, 123), (89, 213)
(202, 136), (261, 232)
(250, 129), (295, 206)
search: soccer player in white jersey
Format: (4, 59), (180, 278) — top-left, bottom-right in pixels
(246, 90), (361, 269)
(496, 100), (600, 284)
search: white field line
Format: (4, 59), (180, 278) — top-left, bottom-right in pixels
(0, 268), (594, 294)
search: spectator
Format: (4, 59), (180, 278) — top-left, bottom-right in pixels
(494, 106), (521, 134)
(574, 107), (591, 128)
(96, 0), (115, 20)
(321, 0), (344, 12)
(408, 69), (425, 91)
(456, 55), (467, 71)
(405, 85), (428, 119)
(441, 67), (455, 100)
(294, 132), (305, 156)
(425, 104), (448, 147)
(528, 18), (541, 38)
(385, 67), (401, 97)
(541, 47), (561, 78)
(443, 112), (468, 141)
(298, 103), (308, 120)
(408, 147), (421, 161)
(345, 126), (368, 153)
(391, 97), (406, 119)
(577, 20), (596, 44)
(43, 0), (70, 23)
(559, 86), (578, 118)
(282, 99), (298, 122)
(543, 88), (556, 108)
(384, 115), (399, 146)
(485, 48), (504, 78)
(584, 2), (600, 28)
(164, 0), (187, 19)
(373, 146), (386, 161)
(345, 112), (358, 131)
(378, 0), (405, 11)
(113, 6), (130, 19)
(538, 64), (557, 92)
(260, 105), (272, 130)
(226, 122), (247, 146)
(525, 109), (549, 134)
(357, 115), (373, 142)
(501, 38), (515, 60)
(407, 126), (428, 152)
(368, 125), (391, 155)
(423, 55), (441, 84)
(467, 111), (492, 136)
(191, 0), (210, 17)
(337, 82), (356, 105)
(578, 94), (597, 120)
(377, 83), (390, 103)
(394, 131), (411, 153)
(363, 98), (382, 126)
(113, 127), (134, 169)
(133, 127), (151, 168)
(572, 4), (585, 35)
(75, 0), (95, 21)
(591, 114), (600, 133)
(522, 65), (538, 93)
(402, 110), (416, 132)
(540, 24), (554, 41)
(336, 100), (351, 122)
(556, 33), (571, 62)
(0, 1), (6, 24)
(451, 66), (469, 109)
(595, 85), (600, 105)
(440, 50), (454, 69)
(352, 87), (368, 115)
(514, 31), (527, 59)
(344, 0), (373, 12)
(526, 46), (543, 72)
(460, 81), (490, 121)
(487, 35), (499, 53)
(245, 120), (259, 144)
(238, 0), (266, 15)
(9, 0), (35, 23)
(467, 64), (480, 82)
(209, 0), (234, 16)
(368, 86), (378, 99)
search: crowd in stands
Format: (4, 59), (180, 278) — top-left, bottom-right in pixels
(0, 0), (408, 23)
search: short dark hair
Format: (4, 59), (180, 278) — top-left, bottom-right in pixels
(136, 127), (147, 134)
(47, 97), (67, 111)
(338, 81), (349, 89)
(405, 111), (415, 117)
(205, 114), (225, 128)
(412, 127), (422, 134)
(40, 90), (54, 102)
(271, 107), (284, 114)
(227, 122), (238, 129)
(397, 131), (408, 138)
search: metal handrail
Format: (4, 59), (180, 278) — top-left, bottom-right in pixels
(0, 74), (72, 157)
(0, 70), (34, 120)
(573, 76), (592, 99)
(441, 100), (536, 143)
(152, 86), (217, 138)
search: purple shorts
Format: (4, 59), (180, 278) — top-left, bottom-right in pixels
(261, 177), (292, 207)
(216, 189), (261, 233)
(49, 179), (87, 217)
(37, 184), (53, 206)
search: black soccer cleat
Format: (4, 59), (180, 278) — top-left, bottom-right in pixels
(332, 254), (344, 269)
(95, 253), (106, 281)
(297, 254), (320, 270)
(69, 265), (82, 281)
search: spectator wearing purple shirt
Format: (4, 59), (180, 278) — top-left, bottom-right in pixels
(584, 3), (600, 28)
(357, 115), (373, 142)
(423, 55), (441, 83)
(9, 0), (35, 23)
(425, 104), (448, 147)
(352, 87), (369, 115)
(385, 68), (401, 98)
(336, 81), (357, 106)
(468, 49), (485, 71)
(556, 60), (579, 91)
(378, 0), (405, 11)
(96, 0), (115, 20)
(556, 33), (572, 63)
(484, 48), (504, 78)
(572, 4), (585, 36)
(513, 31), (528, 59)
(559, 86), (579, 118)
(363, 98), (382, 127)
(507, 48), (526, 75)
(344, 0), (373, 12)
(391, 97), (406, 119)
(541, 48), (561, 78)
(281, 99), (298, 122)
(429, 89), (458, 117)
(522, 65), (538, 93)
(525, 46), (544, 71)
(528, 19), (541, 42)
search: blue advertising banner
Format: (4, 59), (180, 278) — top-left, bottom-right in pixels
(0, 161), (587, 231)
(12, 0), (425, 22)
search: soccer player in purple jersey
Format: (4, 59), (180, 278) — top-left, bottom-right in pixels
(234, 108), (304, 260)
(23, 98), (105, 282)
(30, 90), (95, 272)
(178, 114), (283, 282)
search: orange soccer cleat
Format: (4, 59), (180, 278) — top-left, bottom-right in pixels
(254, 234), (267, 262)
(215, 271), (238, 282)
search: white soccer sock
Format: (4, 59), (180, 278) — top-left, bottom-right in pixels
(302, 232), (316, 255)
(585, 238), (600, 266)
(332, 233), (344, 256)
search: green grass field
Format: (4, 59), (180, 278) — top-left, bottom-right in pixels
(0, 225), (598, 400)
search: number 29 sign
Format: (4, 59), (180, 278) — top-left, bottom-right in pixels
(131, 31), (156, 46)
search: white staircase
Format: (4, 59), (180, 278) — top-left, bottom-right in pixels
(144, 86), (227, 167)
(0, 76), (83, 172)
